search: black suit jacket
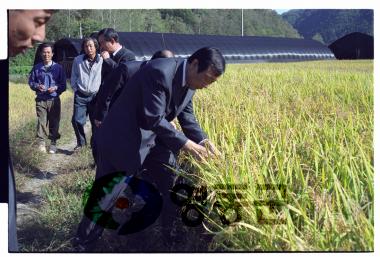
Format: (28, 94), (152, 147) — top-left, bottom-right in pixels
(94, 60), (146, 122)
(101, 46), (136, 80)
(96, 58), (207, 176)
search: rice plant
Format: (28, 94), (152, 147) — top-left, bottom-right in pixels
(188, 60), (373, 251)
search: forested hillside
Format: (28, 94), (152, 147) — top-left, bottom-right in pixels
(45, 9), (300, 40)
(10, 9), (301, 68)
(282, 9), (373, 44)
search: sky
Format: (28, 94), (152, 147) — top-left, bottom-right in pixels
(274, 9), (290, 14)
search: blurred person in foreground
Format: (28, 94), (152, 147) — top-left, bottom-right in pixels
(8, 9), (55, 251)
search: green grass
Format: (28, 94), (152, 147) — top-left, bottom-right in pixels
(9, 83), (97, 252)
(17, 170), (95, 252)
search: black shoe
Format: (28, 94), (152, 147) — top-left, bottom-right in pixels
(73, 145), (83, 152)
(71, 236), (100, 252)
(71, 237), (87, 252)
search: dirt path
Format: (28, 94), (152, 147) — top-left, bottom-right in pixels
(15, 120), (211, 252)
(16, 121), (92, 227)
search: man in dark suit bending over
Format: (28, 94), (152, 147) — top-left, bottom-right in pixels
(74, 47), (225, 251)
(93, 49), (175, 127)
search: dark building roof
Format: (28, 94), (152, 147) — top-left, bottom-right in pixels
(34, 32), (335, 77)
(118, 32), (334, 63)
(52, 38), (83, 61)
(328, 32), (374, 59)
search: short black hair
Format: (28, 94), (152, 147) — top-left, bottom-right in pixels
(151, 49), (175, 60)
(98, 28), (119, 43)
(40, 42), (54, 53)
(188, 47), (226, 76)
(13, 9), (58, 13)
(81, 37), (99, 52)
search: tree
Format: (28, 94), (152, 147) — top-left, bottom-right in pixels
(312, 33), (324, 43)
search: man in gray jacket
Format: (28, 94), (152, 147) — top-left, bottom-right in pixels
(71, 37), (103, 151)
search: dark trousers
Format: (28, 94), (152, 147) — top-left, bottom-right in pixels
(8, 159), (18, 252)
(140, 150), (178, 244)
(74, 143), (178, 251)
(36, 97), (61, 143)
(71, 91), (97, 150)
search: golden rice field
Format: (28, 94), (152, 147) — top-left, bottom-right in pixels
(9, 60), (373, 251)
(191, 60), (373, 251)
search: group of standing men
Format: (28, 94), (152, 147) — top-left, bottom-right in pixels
(28, 28), (136, 155)
(24, 17), (226, 251)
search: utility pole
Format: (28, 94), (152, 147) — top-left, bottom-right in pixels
(79, 21), (83, 39)
(198, 14), (201, 34)
(129, 13), (132, 32)
(241, 9), (244, 37)
(68, 10), (71, 37)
